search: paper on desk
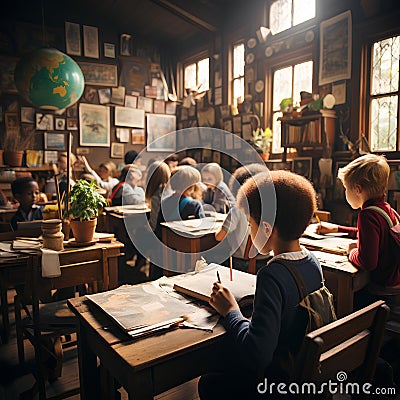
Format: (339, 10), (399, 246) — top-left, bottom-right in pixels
(41, 248), (61, 278)
(12, 239), (42, 250)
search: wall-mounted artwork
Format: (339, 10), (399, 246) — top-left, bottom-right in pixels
(65, 22), (81, 56)
(120, 34), (132, 56)
(292, 157), (313, 179)
(104, 43), (115, 58)
(36, 113), (54, 130)
(83, 25), (99, 59)
(319, 11), (352, 85)
(79, 62), (118, 86)
(44, 132), (65, 150)
(131, 129), (145, 144)
(114, 106), (145, 128)
(111, 142), (125, 158)
(79, 103), (110, 147)
(147, 114), (176, 152)
(119, 57), (150, 94)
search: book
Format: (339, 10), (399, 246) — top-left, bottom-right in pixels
(173, 264), (256, 315)
(86, 283), (198, 337)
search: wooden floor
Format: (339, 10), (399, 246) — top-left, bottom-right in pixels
(0, 289), (200, 400)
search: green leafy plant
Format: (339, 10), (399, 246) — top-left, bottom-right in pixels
(252, 127), (273, 153)
(67, 179), (108, 221)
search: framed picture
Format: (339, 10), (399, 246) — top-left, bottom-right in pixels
(44, 150), (59, 164)
(65, 21), (81, 56)
(319, 10), (352, 85)
(292, 157), (313, 179)
(137, 96), (153, 113)
(79, 62), (118, 86)
(44, 132), (65, 150)
(125, 95), (138, 108)
(5, 112), (19, 135)
(111, 142), (125, 158)
(116, 127), (130, 143)
(120, 34), (132, 56)
(104, 43), (115, 58)
(114, 106), (145, 128)
(83, 25), (99, 59)
(83, 86), (99, 103)
(153, 100), (165, 114)
(146, 114), (176, 152)
(98, 88), (111, 104)
(145, 85), (157, 99)
(165, 102), (176, 115)
(55, 117), (66, 130)
(131, 129), (145, 144)
(111, 86), (126, 105)
(20, 107), (35, 123)
(67, 118), (78, 130)
(79, 103), (110, 147)
(26, 150), (43, 167)
(67, 104), (78, 118)
(119, 57), (150, 93)
(36, 113), (54, 130)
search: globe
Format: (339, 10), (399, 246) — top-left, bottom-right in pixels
(14, 48), (85, 110)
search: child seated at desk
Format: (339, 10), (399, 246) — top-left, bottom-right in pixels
(214, 163), (270, 271)
(109, 165), (145, 206)
(10, 177), (43, 231)
(199, 170), (327, 399)
(155, 166), (205, 238)
(316, 154), (399, 289)
(201, 163), (235, 213)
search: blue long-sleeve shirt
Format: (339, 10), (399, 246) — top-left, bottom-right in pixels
(222, 250), (323, 379)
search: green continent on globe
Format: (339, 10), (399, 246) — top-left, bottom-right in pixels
(14, 48), (85, 110)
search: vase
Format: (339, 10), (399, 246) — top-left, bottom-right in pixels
(3, 150), (24, 167)
(259, 152), (270, 161)
(70, 218), (97, 243)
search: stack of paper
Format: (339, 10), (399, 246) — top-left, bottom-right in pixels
(12, 239), (42, 251)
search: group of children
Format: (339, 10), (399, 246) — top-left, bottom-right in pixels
(7, 151), (400, 394)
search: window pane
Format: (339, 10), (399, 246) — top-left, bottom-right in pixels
(233, 77), (244, 106)
(371, 36), (400, 96)
(272, 111), (283, 153)
(270, 0), (292, 35)
(197, 58), (209, 92)
(293, 61), (313, 106)
(273, 67), (292, 110)
(293, 0), (315, 26)
(370, 96), (398, 151)
(184, 63), (196, 90)
(233, 43), (245, 78)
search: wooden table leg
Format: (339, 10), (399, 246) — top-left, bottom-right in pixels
(335, 275), (354, 318)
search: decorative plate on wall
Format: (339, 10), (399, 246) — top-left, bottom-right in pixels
(255, 80), (264, 93)
(246, 53), (255, 64)
(247, 38), (257, 49)
(265, 46), (273, 57)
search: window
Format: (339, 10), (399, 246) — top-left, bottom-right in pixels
(270, 0), (315, 35)
(271, 61), (313, 153)
(184, 57), (209, 93)
(232, 42), (245, 107)
(368, 35), (399, 152)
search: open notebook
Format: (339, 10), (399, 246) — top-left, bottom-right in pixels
(86, 283), (198, 338)
(173, 264), (256, 316)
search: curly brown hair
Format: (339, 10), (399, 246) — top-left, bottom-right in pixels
(237, 170), (317, 241)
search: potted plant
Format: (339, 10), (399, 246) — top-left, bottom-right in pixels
(67, 179), (108, 243)
(252, 127), (273, 160)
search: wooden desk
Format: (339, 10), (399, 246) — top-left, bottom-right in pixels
(161, 217), (224, 274)
(68, 296), (225, 400)
(313, 251), (370, 318)
(0, 241), (123, 342)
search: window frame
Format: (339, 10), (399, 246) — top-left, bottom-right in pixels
(231, 40), (245, 107)
(183, 56), (210, 93)
(362, 33), (400, 152)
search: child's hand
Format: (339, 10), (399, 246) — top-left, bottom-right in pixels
(315, 222), (339, 234)
(209, 282), (240, 317)
(348, 241), (358, 253)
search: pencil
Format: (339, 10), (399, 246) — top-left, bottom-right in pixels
(217, 271), (221, 284)
(229, 257), (233, 281)
(315, 214), (321, 226)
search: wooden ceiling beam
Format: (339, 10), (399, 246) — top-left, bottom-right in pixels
(149, 0), (218, 32)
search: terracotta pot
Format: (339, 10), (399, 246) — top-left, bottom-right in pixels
(259, 152), (270, 161)
(62, 219), (71, 240)
(3, 150), (24, 167)
(70, 218), (97, 243)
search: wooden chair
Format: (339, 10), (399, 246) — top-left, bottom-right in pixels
(315, 210), (331, 222)
(14, 247), (111, 400)
(295, 300), (389, 399)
